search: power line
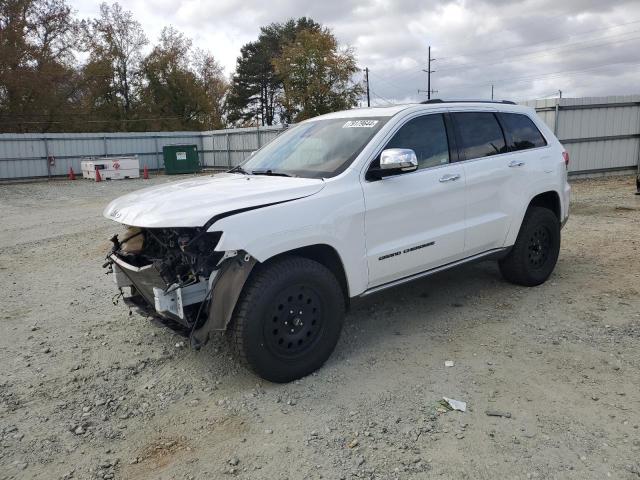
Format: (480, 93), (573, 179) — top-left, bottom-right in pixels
(368, 71), (411, 96)
(370, 90), (395, 106)
(434, 10), (593, 58)
(537, 90), (564, 99)
(368, 37), (640, 101)
(437, 18), (640, 64)
(367, 65), (424, 88)
(367, 18), (640, 86)
(436, 29), (640, 74)
(378, 53), (637, 101)
(449, 59), (640, 89)
(371, 60), (640, 104)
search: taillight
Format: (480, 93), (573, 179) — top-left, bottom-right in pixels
(562, 151), (569, 168)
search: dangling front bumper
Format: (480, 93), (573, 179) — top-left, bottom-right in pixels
(110, 254), (210, 326)
(108, 251), (257, 344)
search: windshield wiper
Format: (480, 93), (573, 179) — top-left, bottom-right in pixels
(229, 165), (250, 175)
(251, 169), (293, 177)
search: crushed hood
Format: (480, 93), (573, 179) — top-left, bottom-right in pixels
(103, 173), (325, 228)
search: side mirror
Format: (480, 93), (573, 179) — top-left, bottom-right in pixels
(380, 148), (418, 172)
(366, 148), (418, 181)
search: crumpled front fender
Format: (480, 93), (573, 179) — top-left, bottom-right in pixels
(191, 252), (257, 346)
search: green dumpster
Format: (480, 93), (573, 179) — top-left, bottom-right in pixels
(163, 144), (200, 174)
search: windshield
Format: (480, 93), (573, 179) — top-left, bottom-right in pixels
(236, 117), (389, 179)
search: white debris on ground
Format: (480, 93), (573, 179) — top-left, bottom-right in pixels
(441, 397), (467, 412)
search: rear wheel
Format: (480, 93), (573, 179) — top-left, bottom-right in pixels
(499, 206), (560, 286)
(228, 256), (345, 383)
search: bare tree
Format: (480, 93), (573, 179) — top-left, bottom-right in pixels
(194, 49), (228, 130)
(84, 2), (148, 126)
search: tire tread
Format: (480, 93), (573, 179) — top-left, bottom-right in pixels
(228, 255), (344, 381)
(499, 206), (560, 287)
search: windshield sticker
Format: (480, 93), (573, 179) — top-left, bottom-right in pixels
(342, 120), (379, 128)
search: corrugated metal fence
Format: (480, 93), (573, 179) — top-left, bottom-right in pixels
(1, 95), (639, 180)
(522, 95), (640, 175)
(0, 126), (285, 180)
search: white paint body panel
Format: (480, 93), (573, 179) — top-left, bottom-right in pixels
(503, 110), (570, 246)
(362, 163), (466, 287)
(213, 169), (369, 296)
(104, 103), (570, 297)
(103, 173), (325, 228)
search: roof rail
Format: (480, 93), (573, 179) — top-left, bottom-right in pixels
(421, 99), (517, 105)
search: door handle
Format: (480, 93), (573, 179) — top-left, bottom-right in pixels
(439, 173), (461, 182)
(508, 160), (525, 167)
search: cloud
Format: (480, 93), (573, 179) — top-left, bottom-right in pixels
(69, 0), (640, 103)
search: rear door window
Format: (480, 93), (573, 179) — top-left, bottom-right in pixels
(452, 112), (507, 160)
(498, 113), (547, 151)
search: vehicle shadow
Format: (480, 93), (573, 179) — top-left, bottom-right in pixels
(167, 258), (530, 384)
(335, 259), (518, 359)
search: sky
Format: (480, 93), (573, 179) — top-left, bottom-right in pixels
(69, 0), (640, 106)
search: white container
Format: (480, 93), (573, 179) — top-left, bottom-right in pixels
(81, 156), (140, 180)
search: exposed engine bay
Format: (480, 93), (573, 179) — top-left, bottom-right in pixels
(111, 226), (223, 285)
(103, 225), (245, 335)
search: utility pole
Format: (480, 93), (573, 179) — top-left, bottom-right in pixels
(427, 46), (432, 100)
(558, 89), (562, 99)
(419, 45), (437, 99)
(491, 84), (494, 100)
(365, 67), (370, 107)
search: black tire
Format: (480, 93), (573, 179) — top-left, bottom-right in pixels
(228, 256), (345, 383)
(499, 206), (560, 286)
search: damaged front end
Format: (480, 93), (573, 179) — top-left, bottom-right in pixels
(104, 226), (255, 346)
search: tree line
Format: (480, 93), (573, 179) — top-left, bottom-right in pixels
(0, 0), (363, 133)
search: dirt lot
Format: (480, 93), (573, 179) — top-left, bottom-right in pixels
(1, 174), (639, 480)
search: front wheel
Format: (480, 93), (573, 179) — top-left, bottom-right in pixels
(228, 256), (345, 383)
(499, 206), (561, 286)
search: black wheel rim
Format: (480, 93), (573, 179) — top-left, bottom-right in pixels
(264, 284), (324, 359)
(527, 225), (551, 268)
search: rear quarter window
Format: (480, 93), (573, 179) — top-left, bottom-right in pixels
(498, 113), (547, 151)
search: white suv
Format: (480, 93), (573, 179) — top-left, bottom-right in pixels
(104, 100), (570, 382)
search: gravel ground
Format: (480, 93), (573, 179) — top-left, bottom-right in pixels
(1, 174), (639, 480)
